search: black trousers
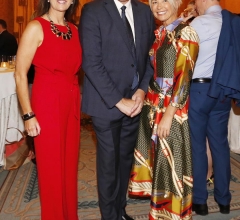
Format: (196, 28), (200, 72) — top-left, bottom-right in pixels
(92, 115), (139, 220)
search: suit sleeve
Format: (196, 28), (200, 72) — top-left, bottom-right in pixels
(79, 5), (123, 109)
(0, 33), (6, 50)
(138, 10), (155, 93)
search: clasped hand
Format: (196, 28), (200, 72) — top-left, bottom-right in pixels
(116, 89), (145, 117)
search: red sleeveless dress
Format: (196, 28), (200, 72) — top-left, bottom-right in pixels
(31, 17), (82, 220)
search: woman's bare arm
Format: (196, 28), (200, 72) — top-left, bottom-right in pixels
(15, 20), (43, 136)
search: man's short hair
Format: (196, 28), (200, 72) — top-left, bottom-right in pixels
(0, 19), (7, 29)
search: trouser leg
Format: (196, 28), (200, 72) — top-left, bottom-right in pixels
(189, 83), (216, 204)
(207, 90), (231, 205)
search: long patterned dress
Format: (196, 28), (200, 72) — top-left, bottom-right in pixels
(129, 19), (199, 220)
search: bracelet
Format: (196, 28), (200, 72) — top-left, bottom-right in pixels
(22, 112), (36, 121)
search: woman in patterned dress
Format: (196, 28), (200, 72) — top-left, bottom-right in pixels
(129, 0), (199, 219)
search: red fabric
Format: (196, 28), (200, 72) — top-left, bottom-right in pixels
(5, 138), (24, 156)
(31, 17), (82, 220)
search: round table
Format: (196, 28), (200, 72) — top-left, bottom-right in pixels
(0, 69), (24, 166)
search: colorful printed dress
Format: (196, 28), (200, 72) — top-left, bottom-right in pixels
(129, 19), (199, 220)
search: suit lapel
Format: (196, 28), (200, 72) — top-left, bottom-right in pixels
(132, 0), (141, 62)
(104, 0), (132, 55)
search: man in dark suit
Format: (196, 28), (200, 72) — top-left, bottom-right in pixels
(0, 19), (18, 56)
(79, 0), (155, 219)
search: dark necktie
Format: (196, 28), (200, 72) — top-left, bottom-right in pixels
(121, 6), (139, 90)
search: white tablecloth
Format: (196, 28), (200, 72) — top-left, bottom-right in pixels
(228, 106), (240, 154)
(0, 70), (24, 166)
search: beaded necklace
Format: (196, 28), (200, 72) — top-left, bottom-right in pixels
(46, 13), (72, 40)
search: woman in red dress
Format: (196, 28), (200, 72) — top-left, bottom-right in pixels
(15, 0), (82, 219)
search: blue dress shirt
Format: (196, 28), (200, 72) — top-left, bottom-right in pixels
(190, 5), (222, 79)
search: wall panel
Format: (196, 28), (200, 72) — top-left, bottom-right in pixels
(0, 0), (14, 34)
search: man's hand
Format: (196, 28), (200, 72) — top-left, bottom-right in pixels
(116, 98), (136, 116)
(131, 89), (145, 117)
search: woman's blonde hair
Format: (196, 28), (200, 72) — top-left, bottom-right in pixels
(149, 0), (182, 12)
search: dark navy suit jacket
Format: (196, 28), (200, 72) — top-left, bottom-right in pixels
(0, 30), (18, 56)
(79, 0), (155, 119)
(208, 10), (240, 106)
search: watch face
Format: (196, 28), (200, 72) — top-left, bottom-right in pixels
(22, 112), (35, 120)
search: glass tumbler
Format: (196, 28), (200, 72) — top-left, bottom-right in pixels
(8, 55), (16, 69)
(1, 55), (8, 68)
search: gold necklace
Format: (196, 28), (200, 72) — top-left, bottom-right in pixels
(46, 13), (72, 40)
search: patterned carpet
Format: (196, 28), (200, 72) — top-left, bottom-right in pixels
(0, 115), (240, 220)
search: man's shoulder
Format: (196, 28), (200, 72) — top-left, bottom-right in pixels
(81, 0), (151, 18)
(132, 0), (151, 14)
(83, 0), (150, 11)
(190, 16), (204, 30)
(191, 14), (209, 25)
(190, 12), (220, 31)
(1, 30), (8, 36)
(221, 10), (240, 40)
(222, 9), (240, 24)
(133, 0), (150, 8)
(4, 31), (16, 40)
(0, 30), (13, 39)
(222, 9), (235, 19)
(82, 0), (105, 10)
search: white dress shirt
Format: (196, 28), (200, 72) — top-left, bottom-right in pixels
(114, 0), (135, 42)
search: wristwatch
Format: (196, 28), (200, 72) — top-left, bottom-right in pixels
(22, 112), (35, 121)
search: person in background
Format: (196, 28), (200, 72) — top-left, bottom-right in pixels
(129, 0), (199, 219)
(79, 0), (155, 219)
(188, 0), (240, 216)
(0, 19), (18, 56)
(181, 0), (214, 185)
(14, 0), (82, 219)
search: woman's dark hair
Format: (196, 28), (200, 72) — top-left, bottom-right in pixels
(35, 0), (79, 23)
